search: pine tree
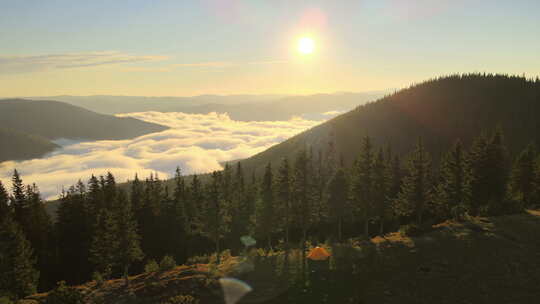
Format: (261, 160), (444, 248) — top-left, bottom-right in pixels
(395, 139), (432, 225)
(434, 140), (468, 220)
(372, 148), (389, 235)
(509, 144), (536, 208)
(276, 158), (292, 249)
(327, 167), (349, 242)
(485, 128), (509, 214)
(56, 181), (92, 284)
(0, 217), (39, 300)
(24, 184), (53, 290)
(350, 136), (374, 237)
(466, 133), (490, 216)
(0, 181), (10, 221)
(256, 162), (275, 249)
(115, 189), (143, 287)
(11, 170), (27, 227)
(89, 208), (119, 279)
(202, 171), (230, 262)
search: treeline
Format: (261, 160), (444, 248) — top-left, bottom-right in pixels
(1, 129), (540, 300)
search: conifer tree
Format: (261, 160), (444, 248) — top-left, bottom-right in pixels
(0, 217), (39, 300)
(291, 149), (312, 251)
(434, 140), (468, 220)
(115, 189), (143, 287)
(11, 169), (27, 227)
(0, 181), (10, 220)
(202, 171), (230, 262)
(327, 167), (348, 242)
(509, 144), (536, 208)
(395, 139), (432, 225)
(276, 158), (292, 248)
(89, 208), (119, 279)
(56, 181), (92, 284)
(350, 136), (374, 237)
(256, 162), (275, 249)
(24, 184), (53, 290)
(466, 133), (490, 216)
(372, 148), (389, 234)
(485, 128), (509, 213)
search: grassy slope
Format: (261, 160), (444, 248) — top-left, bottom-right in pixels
(27, 210), (540, 304)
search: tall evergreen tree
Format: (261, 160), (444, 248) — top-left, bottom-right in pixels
(56, 181), (92, 284)
(202, 171), (230, 262)
(509, 144), (536, 208)
(434, 140), (469, 220)
(11, 170), (27, 227)
(89, 208), (119, 279)
(0, 217), (39, 300)
(0, 181), (10, 221)
(256, 162), (275, 249)
(327, 167), (349, 242)
(350, 136), (374, 237)
(395, 139), (432, 225)
(276, 158), (292, 249)
(372, 148), (389, 234)
(24, 184), (53, 290)
(114, 189), (143, 287)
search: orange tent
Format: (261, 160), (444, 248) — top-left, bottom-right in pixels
(307, 246), (331, 261)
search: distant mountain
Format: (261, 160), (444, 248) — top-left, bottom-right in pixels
(239, 74), (540, 174)
(0, 99), (168, 162)
(28, 91), (390, 121)
(0, 128), (59, 163)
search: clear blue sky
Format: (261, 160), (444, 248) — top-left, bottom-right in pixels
(1, 0), (539, 96)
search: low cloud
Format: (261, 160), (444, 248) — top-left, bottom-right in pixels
(0, 51), (168, 74)
(0, 112), (323, 200)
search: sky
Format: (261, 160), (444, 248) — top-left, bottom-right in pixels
(1, 0), (540, 96)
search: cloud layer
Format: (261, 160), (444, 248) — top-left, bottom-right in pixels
(0, 51), (168, 74)
(0, 112), (325, 200)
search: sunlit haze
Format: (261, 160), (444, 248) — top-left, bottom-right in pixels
(1, 1), (540, 97)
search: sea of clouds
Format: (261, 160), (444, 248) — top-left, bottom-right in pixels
(0, 111), (336, 200)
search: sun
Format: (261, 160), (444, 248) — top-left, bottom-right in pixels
(297, 37), (315, 54)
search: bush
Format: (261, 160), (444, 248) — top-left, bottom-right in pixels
(144, 259), (159, 273)
(92, 272), (104, 287)
(0, 296), (13, 304)
(45, 281), (84, 304)
(451, 205), (467, 221)
(399, 222), (432, 237)
(159, 255), (177, 271)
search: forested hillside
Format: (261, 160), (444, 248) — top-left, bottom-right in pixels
(0, 99), (168, 162)
(0, 99), (167, 140)
(0, 128), (59, 163)
(241, 74), (540, 175)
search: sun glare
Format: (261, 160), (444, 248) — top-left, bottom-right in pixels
(298, 37), (315, 54)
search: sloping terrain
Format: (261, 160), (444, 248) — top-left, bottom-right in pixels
(0, 99), (168, 162)
(240, 74), (540, 174)
(0, 128), (59, 163)
(0, 99), (167, 140)
(26, 210), (540, 304)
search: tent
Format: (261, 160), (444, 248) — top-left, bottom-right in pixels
(307, 246), (331, 261)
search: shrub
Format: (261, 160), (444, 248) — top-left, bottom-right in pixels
(399, 223), (433, 237)
(144, 259), (159, 273)
(45, 281), (85, 304)
(451, 205), (468, 221)
(0, 296), (13, 304)
(159, 255), (177, 271)
(91, 272), (104, 287)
